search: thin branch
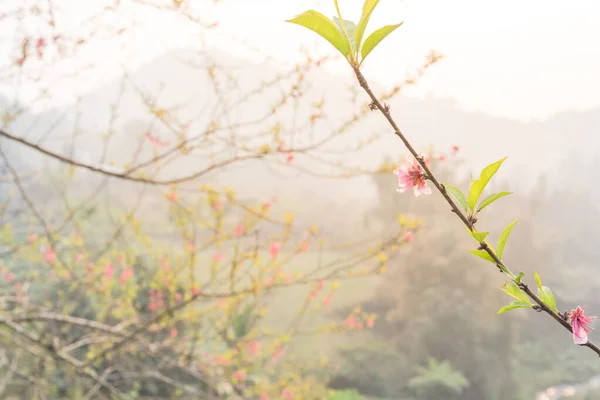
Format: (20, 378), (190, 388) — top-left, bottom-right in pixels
(350, 63), (600, 357)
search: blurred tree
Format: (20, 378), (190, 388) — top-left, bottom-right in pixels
(330, 156), (521, 400)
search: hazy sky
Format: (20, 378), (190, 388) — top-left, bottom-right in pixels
(1, 0), (599, 121)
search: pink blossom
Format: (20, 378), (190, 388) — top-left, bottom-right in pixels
(260, 393), (269, 400)
(439, 154), (446, 162)
(28, 233), (37, 242)
(44, 248), (56, 263)
(215, 357), (229, 366)
(346, 316), (363, 329)
(232, 369), (246, 382)
(35, 38), (46, 58)
(75, 253), (83, 262)
(120, 267), (133, 285)
(393, 159), (432, 197)
(323, 296), (332, 306)
(269, 242), (281, 259)
(281, 388), (294, 400)
(170, 328), (178, 338)
(212, 252), (224, 262)
(286, 151), (294, 163)
(146, 132), (167, 147)
(5, 272), (13, 282)
(234, 225), (244, 236)
(104, 262), (114, 279)
(247, 340), (261, 357)
(451, 145), (460, 156)
(192, 286), (201, 296)
(271, 346), (284, 363)
(570, 306), (596, 345)
(300, 240), (310, 252)
(175, 292), (182, 302)
(366, 319), (374, 328)
(404, 232), (414, 243)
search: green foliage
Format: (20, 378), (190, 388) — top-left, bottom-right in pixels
(229, 300), (258, 340)
(444, 183), (468, 212)
(497, 219), (519, 260)
(408, 358), (469, 395)
(467, 157), (507, 212)
(534, 271), (559, 313)
(355, 0), (380, 53)
(468, 249), (495, 263)
(539, 286), (559, 313)
(360, 23), (403, 64)
(498, 282), (532, 314)
(286, 10), (351, 57)
(477, 191), (512, 213)
(287, 0), (403, 65)
(514, 271), (526, 284)
(470, 230), (489, 242)
(333, 17), (358, 52)
(497, 301), (530, 314)
(502, 282), (532, 305)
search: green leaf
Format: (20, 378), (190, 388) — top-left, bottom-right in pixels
(477, 191), (512, 212)
(468, 249), (495, 263)
(444, 183), (469, 212)
(355, 0), (380, 51)
(502, 282), (532, 305)
(467, 157), (508, 211)
(497, 219), (518, 260)
(539, 286), (559, 313)
(286, 10), (351, 57)
(498, 301), (530, 314)
(534, 270), (543, 290)
(332, 17), (358, 52)
(514, 271), (525, 284)
(470, 231), (489, 242)
(361, 23), (403, 63)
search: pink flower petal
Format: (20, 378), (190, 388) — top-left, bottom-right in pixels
(269, 242), (281, 259)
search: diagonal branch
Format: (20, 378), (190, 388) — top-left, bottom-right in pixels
(350, 64), (600, 358)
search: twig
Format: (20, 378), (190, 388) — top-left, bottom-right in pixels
(350, 64), (600, 357)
